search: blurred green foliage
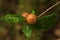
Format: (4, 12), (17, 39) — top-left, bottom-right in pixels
(0, 27), (5, 31)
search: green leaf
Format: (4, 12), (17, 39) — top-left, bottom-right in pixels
(34, 13), (58, 30)
(22, 24), (32, 37)
(0, 14), (25, 23)
(31, 10), (35, 14)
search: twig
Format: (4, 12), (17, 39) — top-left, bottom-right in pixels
(37, 1), (60, 18)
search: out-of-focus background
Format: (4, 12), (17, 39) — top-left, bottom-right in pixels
(0, 0), (60, 40)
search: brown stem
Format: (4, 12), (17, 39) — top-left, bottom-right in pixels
(37, 1), (60, 18)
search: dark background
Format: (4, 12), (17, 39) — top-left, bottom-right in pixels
(0, 0), (60, 40)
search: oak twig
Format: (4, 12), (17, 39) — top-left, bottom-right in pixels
(38, 1), (60, 18)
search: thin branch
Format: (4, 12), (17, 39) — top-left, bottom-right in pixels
(37, 1), (60, 18)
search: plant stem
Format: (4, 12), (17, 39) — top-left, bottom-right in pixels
(37, 1), (60, 18)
